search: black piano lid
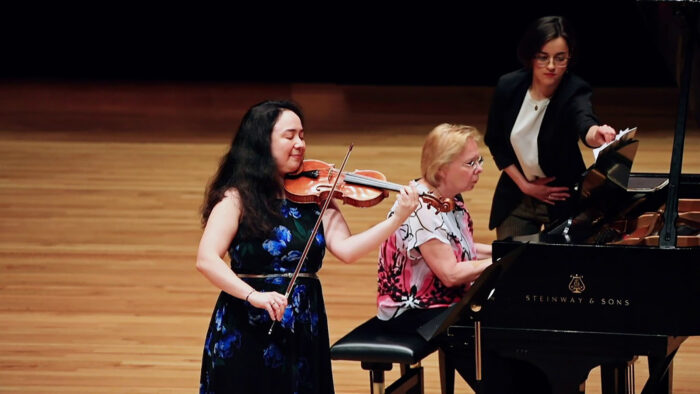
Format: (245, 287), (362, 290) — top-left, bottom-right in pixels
(484, 240), (700, 337)
(422, 239), (700, 339)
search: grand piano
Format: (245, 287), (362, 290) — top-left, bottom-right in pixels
(428, 142), (700, 393)
(419, 3), (700, 393)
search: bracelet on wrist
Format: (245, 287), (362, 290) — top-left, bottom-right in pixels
(245, 289), (255, 303)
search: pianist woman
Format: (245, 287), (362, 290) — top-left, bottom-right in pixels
(375, 123), (493, 390)
(484, 15), (618, 240)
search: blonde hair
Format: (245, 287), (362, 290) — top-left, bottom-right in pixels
(421, 123), (480, 187)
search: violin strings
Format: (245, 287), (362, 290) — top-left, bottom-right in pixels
(343, 172), (402, 191)
(326, 167), (452, 211)
(323, 167), (397, 189)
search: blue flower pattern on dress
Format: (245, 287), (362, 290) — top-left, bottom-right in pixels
(281, 200), (302, 219)
(200, 200), (331, 393)
(266, 276), (286, 286)
(214, 330), (242, 359)
(281, 305), (296, 332)
(262, 226), (292, 256)
(263, 343), (285, 368)
(248, 304), (271, 326)
(277, 250), (302, 272)
(204, 330), (213, 358)
(214, 304), (226, 334)
(282, 250), (302, 264)
(292, 285), (308, 320)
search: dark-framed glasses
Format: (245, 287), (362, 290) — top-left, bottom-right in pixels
(534, 53), (569, 68)
(464, 156), (484, 169)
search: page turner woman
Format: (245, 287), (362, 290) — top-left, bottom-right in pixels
(484, 15), (618, 240)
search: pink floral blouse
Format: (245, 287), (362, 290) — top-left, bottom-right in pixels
(377, 183), (477, 320)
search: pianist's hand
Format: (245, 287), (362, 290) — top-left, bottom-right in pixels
(524, 176), (571, 205)
(586, 124), (617, 147)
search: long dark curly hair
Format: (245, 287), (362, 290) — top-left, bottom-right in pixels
(201, 100), (304, 239)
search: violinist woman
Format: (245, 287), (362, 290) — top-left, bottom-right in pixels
(377, 123), (492, 390)
(196, 99), (419, 393)
(485, 15), (617, 240)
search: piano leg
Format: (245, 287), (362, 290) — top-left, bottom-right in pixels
(438, 349), (455, 394)
(600, 358), (636, 394)
(642, 354), (676, 394)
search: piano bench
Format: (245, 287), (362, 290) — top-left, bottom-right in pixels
(330, 316), (454, 394)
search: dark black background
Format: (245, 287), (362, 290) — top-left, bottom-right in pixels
(0, 1), (690, 87)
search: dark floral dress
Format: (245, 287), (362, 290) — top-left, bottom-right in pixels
(200, 199), (333, 394)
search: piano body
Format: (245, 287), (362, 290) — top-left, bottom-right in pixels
(439, 3), (700, 393)
(442, 168), (700, 394)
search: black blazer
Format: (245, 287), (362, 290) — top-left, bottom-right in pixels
(484, 68), (600, 230)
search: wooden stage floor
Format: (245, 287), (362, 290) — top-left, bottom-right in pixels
(0, 81), (699, 393)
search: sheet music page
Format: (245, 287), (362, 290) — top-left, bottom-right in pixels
(593, 127), (637, 161)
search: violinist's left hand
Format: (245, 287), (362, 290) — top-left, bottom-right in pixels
(393, 182), (420, 222)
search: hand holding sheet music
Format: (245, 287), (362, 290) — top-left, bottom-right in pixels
(593, 127), (637, 161)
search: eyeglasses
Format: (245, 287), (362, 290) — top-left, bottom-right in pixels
(534, 53), (569, 68)
(463, 156), (484, 169)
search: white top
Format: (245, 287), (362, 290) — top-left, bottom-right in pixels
(377, 183), (476, 320)
(510, 89), (549, 181)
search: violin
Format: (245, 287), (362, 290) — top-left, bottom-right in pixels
(284, 159), (454, 213)
(270, 150), (452, 336)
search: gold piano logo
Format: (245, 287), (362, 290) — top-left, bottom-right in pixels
(524, 274), (630, 307)
(568, 274), (585, 294)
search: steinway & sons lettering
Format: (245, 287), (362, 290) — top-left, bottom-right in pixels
(524, 295), (630, 307)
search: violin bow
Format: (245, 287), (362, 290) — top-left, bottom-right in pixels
(269, 143), (354, 335)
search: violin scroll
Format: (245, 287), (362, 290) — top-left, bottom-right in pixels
(420, 193), (455, 214)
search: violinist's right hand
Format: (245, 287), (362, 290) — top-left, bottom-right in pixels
(393, 182), (420, 222)
(247, 290), (288, 322)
